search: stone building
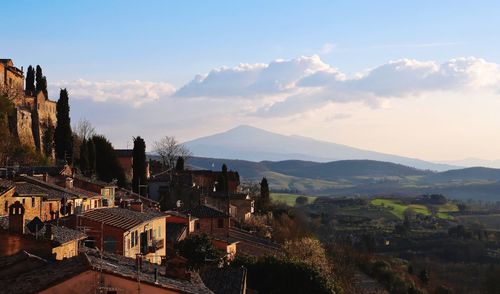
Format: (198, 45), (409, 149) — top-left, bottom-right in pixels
(0, 58), (57, 154)
(75, 203), (167, 264)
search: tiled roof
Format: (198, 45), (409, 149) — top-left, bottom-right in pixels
(0, 217), (86, 244)
(200, 266), (247, 294)
(0, 179), (14, 194)
(0, 248), (214, 294)
(182, 205), (229, 219)
(19, 175), (84, 199)
(0, 252), (90, 294)
(14, 181), (73, 200)
(81, 207), (165, 230)
(166, 223), (187, 243)
(0, 251), (49, 280)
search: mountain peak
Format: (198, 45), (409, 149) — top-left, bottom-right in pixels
(184, 125), (458, 171)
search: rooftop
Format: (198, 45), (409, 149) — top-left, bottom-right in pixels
(0, 249), (214, 294)
(81, 207), (165, 230)
(182, 205), (229, 219)
(0, 216), (86, 245)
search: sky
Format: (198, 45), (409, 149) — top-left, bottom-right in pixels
(3, 1), (500, 162)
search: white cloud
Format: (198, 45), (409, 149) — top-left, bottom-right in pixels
(174, 55), (330, 98)
(49, 79), (175, 107)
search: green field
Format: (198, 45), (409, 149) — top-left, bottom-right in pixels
(270, 193), (317, 206)
(370, 198), (456, 220)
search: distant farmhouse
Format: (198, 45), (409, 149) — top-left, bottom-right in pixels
(0, 59), (57, 155)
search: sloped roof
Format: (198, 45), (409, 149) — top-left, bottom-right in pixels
(182, 205), (229, 219)
(81, 207), (165, 230)
(0, 248), (214, 294)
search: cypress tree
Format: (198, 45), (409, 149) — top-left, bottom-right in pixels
(35, 65), (48, 97)
(54, 89), (73, 161)
(91, 135), (126, 187)
(259, 177), (271, 212)
(42, 119), (55, 158)
(87, 138), (96, 175)
(132, 136), (147, 195)
(25, 66), (35, 96)
(79, 138), (89, 175)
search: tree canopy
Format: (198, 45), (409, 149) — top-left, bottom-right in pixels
(54, 89), (73, 162)
(132, 136), (147, 195)
(91, 135), (126, 187)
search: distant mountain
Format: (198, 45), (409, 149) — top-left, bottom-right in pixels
(184, 125), (458, 171)
(438, 158), (500, 169)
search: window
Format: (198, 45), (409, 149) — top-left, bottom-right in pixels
(196, 222), (200, 230)
(31, 198), (35, 208)
(217, 218), (224, 228)
(22, 199), (25, 206)
(149, 228), (153, 240)
(103, 236), (117, 253)
(4, 201), (8, 212)
(131, 230), (139, 247)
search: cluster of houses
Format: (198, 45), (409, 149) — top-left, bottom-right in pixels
(0, 160), (278, 294)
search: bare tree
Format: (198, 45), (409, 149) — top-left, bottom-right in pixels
(74, 118), (95, 140)
(153, 136), (191, 171)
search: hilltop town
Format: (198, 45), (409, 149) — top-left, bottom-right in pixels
(0, 58), (312, 294)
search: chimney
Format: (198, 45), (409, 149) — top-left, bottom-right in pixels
(8, 201), (25, 234)
(65, 177), (74, 189)
(43, 173), (48, 182)
(130, 200), (143, 213)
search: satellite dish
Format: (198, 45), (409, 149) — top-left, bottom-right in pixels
(176, 200), (183, 208)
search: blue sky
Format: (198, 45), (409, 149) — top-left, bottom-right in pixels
(4, 1), (499, 83)
(3, 1), (500, 161)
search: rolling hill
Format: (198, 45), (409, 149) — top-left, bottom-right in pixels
(184, 156), (500, 201)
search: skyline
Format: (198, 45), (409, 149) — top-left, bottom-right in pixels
(3, 1), (500, 161)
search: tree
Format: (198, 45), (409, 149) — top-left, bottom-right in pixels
(74, 118), (95, 140)
(42, 119), (55, 158)
(35, 65), (48, 97)
(284, 237), (331, 274)
(54, 89), (73, 162)
(419, 269), (430, 284)
(91, 135), (126, 187)
(79, 138), (89, 174)
(257, 177), (271, 212)
(153, 136), (191, 171)
(175, 157), (185, 171)
(132, 136), (147, 196)
(234, 255), (339, 294)
(153, 136), (191, 208)
(295, 196), (308, 206)
(176, 234), (223, 269)
(0, 95), (16, 165)
(25, 65), (35, 96)
(87, 139), (96, 175)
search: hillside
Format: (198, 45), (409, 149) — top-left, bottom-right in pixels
(183, 125), (458, 171)
(184, 156), (500, 201)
